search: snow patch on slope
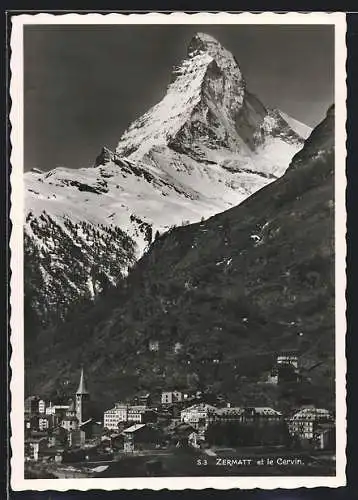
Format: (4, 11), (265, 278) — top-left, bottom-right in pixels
(278, 110), (312, 140)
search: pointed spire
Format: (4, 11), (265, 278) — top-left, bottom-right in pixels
(76, 367), (89, 395)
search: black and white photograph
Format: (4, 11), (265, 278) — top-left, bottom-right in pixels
(9, 12), (347, 490)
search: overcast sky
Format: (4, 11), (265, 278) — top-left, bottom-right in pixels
(24, 24), (334, 172)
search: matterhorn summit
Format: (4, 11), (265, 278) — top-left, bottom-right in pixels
(25, 32), (312, 329)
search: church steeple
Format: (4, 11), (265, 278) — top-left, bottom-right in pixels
(75, 367), (90, 424)
(76, 367), (89, 395)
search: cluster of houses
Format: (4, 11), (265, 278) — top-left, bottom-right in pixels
(24, 356), (336, 466)
(25, 369), (102, 463)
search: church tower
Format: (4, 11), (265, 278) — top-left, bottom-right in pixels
(75, 367), (90, 424)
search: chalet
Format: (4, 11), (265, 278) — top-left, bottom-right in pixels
(41, 447), (64, 463)
(104, 432), (124, 450)
(314, 423), (336, 450)
(168, 421), (201, 448)
(122, 423), (160, 452)
(48, 426), (68, 447)
(79, 418), (103, 441)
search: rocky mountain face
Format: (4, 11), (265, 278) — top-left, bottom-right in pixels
(25, 32), (310, 331)
(27, 106), (334, 412)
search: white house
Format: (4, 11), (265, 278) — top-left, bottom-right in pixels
(61, 416), (79, 432)
(104, 403), (155, 430)
(38, 399), (46, 414)
(180, 403), (218, 429)
(104, 404), (128, 430)
(46, 403), (70, 416)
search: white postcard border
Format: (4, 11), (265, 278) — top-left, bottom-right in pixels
(9, 11), (347, 491)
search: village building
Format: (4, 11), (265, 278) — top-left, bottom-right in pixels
(41, 447), (64, 464)
(104, 403), (157, 430)
(180, 403), (218, 430)
(79, 418), (103, 441)
(25, 436), (47, 461)
(288, 407), (334, 440)
(314, 423), (336, 450)
(161, 390), (183, 405)
(242, 407), (282, 424)
(215, 406), (244, 423)
(131, 393), (152, 407)
(122, 423), (160, 452)
(65, 399), (77, 417)
(38, 399), (46, 414)
(168, 421), (201, 448)
(24, 395), (40, 415)
(68, 429), (86, 448)
(277, 350), (299, 369)
(188, 431), (204, 449)
(48, 427), (68, 448)
(268, 350), (300, 385)
(128, 406), (157, 424)
(45, 403), (71, 416)
(24, 414), (39, 432)
(173, 342), (183, 354)
(61, 415), (79, 432)
(104, 404), (128, 430)
(148, 339), (160, 352)
(38, 415), (51, 431)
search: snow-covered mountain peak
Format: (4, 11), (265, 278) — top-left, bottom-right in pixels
(187, 32), (244, 86)
(25, 32), (313, 329)
(115, 51), (214, 160)
(115, 33), (247, 162)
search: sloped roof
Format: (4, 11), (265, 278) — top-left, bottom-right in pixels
(182, 403), (218, 413)
(291, 408), (332, 420)
(253, 407), (282, 416)
(216, 407), (243, 416)
(122, 423), (146, 433)
(80, 418), (94, 427)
